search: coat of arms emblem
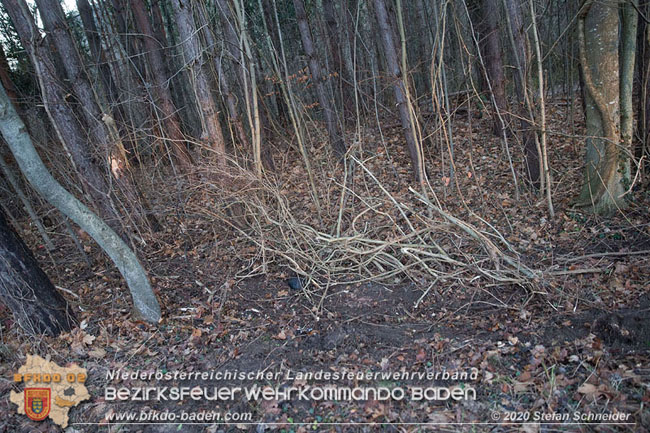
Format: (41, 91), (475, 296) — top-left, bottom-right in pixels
(24, 388), (51, 421)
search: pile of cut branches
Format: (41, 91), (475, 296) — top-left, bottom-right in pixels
(194, 154), (538, 302)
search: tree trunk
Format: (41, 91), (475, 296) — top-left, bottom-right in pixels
(575, 0), (628, 214)
(0, 210), (76, 336)
(475, 0), (508, 135)
(373, 0), (422, 180)
(637, 1), (650, 166)
(620, 0), (638, 160)
(76, 0), (116, 104)
(170, 0), (226, 166)
(415, 0), (433, 96)
(0, 84), (162, 323)
(322, 0), (354, 118)
(261, 0), (290, 127)
(293, 0), (346, 157)
(504, 0), (539, 186)
(0, 149), (55, 251)
(156, 0), (201, 138)
(107, 0), (150, 165)
(37, 0), (148, 230)
(197, 4), (250, 155)
(35, 0), (125, 164)
(131, 0), (194, 169)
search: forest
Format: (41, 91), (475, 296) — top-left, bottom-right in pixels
(0, 0), (649, 431)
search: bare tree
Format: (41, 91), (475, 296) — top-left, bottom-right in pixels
(504, 0), (540, 186)
(75, 0), (163, 231)
(196, 4), (250, 156)
(474, 0), (508, 135)
(76, 0), (116, 105)
(637, 1), (650, 170)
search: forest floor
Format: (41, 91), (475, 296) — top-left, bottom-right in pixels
(1, 96), (649, 432)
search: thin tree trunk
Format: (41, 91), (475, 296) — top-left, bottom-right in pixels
(0, 84), (162, 323)
(293, 0), (346, 157)
(232, 0), (263, 175)
(373, 0), (422, 180)
(477, 0), (508, 135)
(261, 0), (290, 127)
(76, 0), (116, 104)
(528, 0), (553, 217)
(323, 0), (354, 118)
(38, 0), (147, 229)
(131, 0), (194, 169)
(0, 209), (75, 336)
(35, 0), (123, 162)
(416, 0), (433, 96)
(504, 0), (540, 186)
(106, 0), (149, 164)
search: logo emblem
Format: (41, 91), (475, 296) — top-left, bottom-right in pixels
(24, 388), (50, 421)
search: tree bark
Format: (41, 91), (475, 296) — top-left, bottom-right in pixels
(0, 44), (18, 102)
(197, 4), (250, 155)
(637, 0), (650, 165)
(293, 0), (346, 157)
(504, 0), (539, 186)
(36, 0), (156, 231)
(0, 209), (75, 336)
(170, 0), (226, 166)
(575, 0), (628, 214)
(620, 0), (638, 160)
(373, 0), (422, 180)
(261, 0), (290, 127)
(322, 0), (354, 118)
(131, 0), (194, 169)
(474, 0), (508, 135)
(76, 0), (116, 104)
(34, 0), (124, 163)
(0, 84), (162, 323)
